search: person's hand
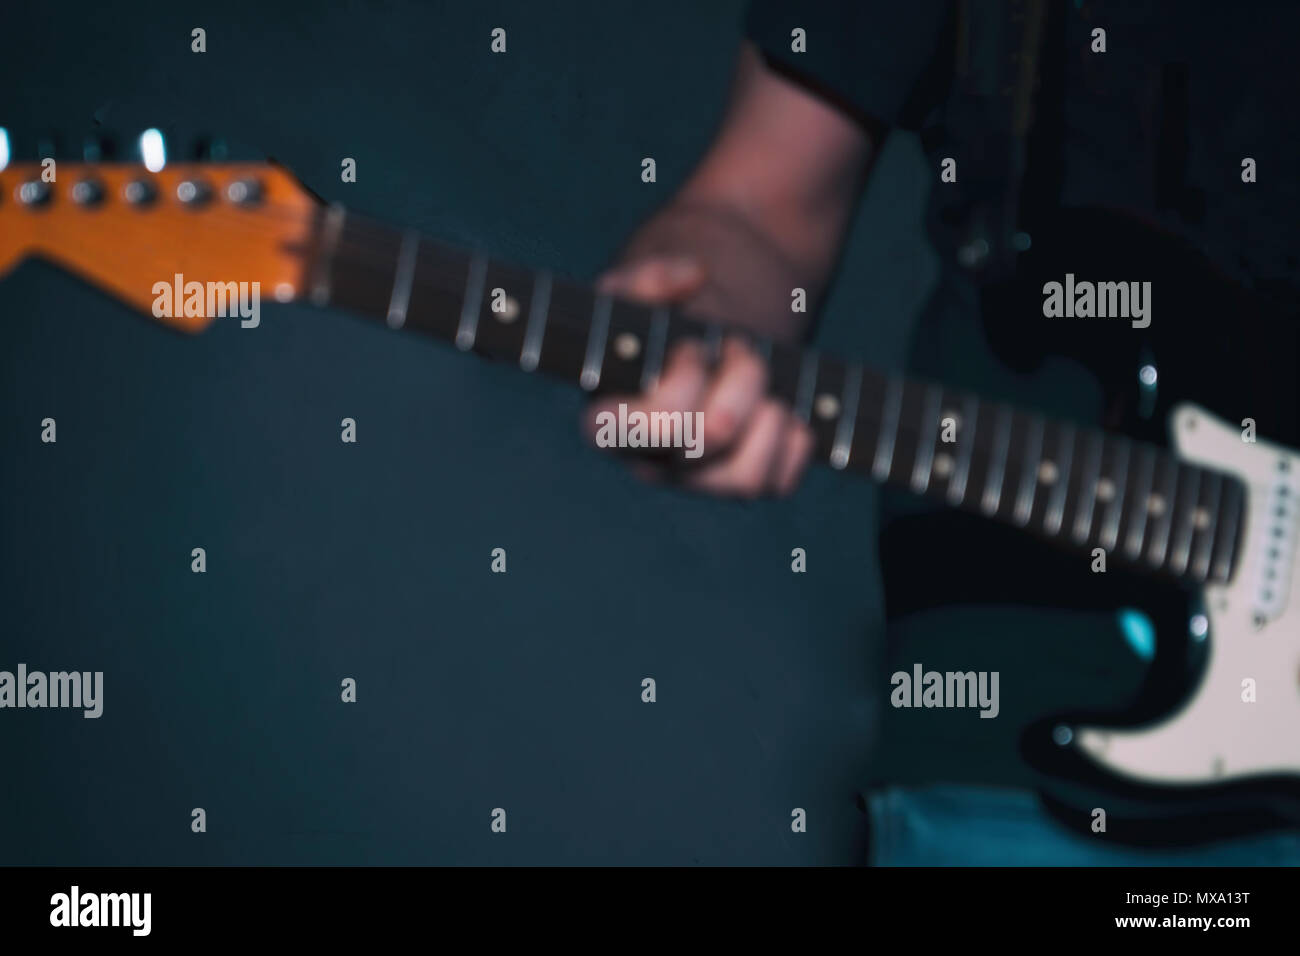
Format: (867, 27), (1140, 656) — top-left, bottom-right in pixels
(584, 254), (815, 498)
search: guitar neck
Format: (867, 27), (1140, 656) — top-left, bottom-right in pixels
(306, 204), (1246, 588)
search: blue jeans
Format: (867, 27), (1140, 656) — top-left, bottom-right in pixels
(868, 786), (1300, 866)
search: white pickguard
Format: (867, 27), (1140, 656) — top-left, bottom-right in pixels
(1074, 403), (1300, 786)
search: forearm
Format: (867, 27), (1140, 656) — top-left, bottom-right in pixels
(610, 43), (876, 342)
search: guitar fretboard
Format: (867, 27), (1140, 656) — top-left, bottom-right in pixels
(307, 205), (1245, 587)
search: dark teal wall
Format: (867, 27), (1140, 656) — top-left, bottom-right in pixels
(0, 0), (935, 864)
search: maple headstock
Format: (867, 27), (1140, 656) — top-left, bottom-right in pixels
(0, 160), (319, 332)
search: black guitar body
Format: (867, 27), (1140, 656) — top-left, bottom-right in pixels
(881, 206), (1300, 846)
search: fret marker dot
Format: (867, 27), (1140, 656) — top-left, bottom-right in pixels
(814, 394), (840, 420)
(1096, 478), (1116, 502)
(1148, 494), (1167, 516)
(1037, 461), (1059, 485)
(933, 452), (954, 478)
(274, 282), (295, 302)
(1193, 507), (1211, 530)
(495, 296), (521, 322)
(614, 332), (641, 361)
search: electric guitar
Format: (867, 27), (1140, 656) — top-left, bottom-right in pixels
(1, 157), (1296, 834)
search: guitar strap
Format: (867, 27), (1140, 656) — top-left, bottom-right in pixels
(930, 0), (1048, 283)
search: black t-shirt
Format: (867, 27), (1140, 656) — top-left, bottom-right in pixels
(746, 0), (1299, 297)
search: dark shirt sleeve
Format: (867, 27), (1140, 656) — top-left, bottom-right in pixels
(744, 0), (952, 130)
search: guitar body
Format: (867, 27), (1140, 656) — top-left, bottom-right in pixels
(890, 207), (1300, 842)
(1073, 405), (1300, 784)
(1023, 404), (1300, 845)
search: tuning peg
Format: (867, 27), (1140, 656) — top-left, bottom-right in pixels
(190, 136), (230, 162)
(136, 128), (166, 172)
(82, 133), (118, 162)
(36, 134), (61, 161)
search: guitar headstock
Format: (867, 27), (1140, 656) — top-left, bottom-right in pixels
(0, 140), (319, 332)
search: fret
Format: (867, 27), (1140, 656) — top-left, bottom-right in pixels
(886, 379), (926, 489)
(580, 294), (613, 391)
(794, 351), (819, 423)
(641, 306), (670, 391)
(1072, 431), (1104, 544)
(310, 203), (347, 306)
(829, 364), (864, 470)
(947, 397), (979, 507)
(981, 406), (1013, 516)
(910, 385), (943, 493)
(1013, 417), (1045, 526)
(324, 222), (408, 325)
(385, 229), (420, 329)
(1211, 476), (1244, 583)
(455, 253), (488, 351)
(541, 281), (602, 381)
(1044, 424), (1075, 536)
(872, 378), (903, 482)
(519, 270), (551, 372)
(1145, 455), (1181, 568)
(1099, 441), (1131, 552)
(1119, 443), (1151, 558)
(1167, 466), (1201, 576)
(1191, 470), (1222, 581)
